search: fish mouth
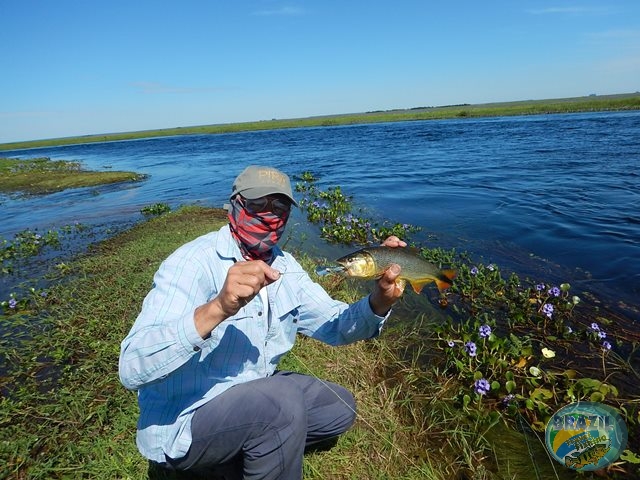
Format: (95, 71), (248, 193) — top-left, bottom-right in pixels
(315, 265), (346, 276)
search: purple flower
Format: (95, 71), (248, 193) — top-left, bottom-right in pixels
(447, 340), (455, 347)
(502, 394), (516, 405)
(8, 298), (17, 309)
(470, 267), (479, 276)
(548, 287), (561, 297)
(465, 341), (477, 357)
(487, 264), (495, 271)
(597, 331), (607, 339)
(479, 325), (492, 338)
(536, 284), (546, 291)
(474, 378), (491, 395)
(542, 303), (554, 318)
(602, 341), (612, 350)
(590, 322), (601, 332)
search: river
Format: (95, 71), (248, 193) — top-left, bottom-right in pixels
(2, 111), (639, 322)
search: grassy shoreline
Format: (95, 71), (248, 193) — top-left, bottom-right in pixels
(0, 156), (145, 195)
(1, 93), (639, 151)
(2, 205), (634, 479)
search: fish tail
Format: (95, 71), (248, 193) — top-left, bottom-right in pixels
(434, 269), (456, 292)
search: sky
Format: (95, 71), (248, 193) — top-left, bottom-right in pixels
(1, 1), (639, 143)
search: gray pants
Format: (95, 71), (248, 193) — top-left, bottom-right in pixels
(167, 371), (357, 479)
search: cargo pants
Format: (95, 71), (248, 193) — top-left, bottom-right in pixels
(166, 370), (357, 479)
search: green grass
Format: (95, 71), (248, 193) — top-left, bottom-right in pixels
(1, 93), (638, 151)
(0, 205), (637, 479)
(0, 156), (145, 194)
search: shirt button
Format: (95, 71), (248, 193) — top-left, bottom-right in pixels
(193, 346), (201, 352)
(258, 311), (263, 316)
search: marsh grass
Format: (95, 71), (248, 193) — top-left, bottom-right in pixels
(1, 93), (638, 151)
(1, 203), (637, 479)
(0, 157), (145, 195)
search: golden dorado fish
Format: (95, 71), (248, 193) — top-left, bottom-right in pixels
(335, 246), (456, 293)
(564, 442), (610, 469)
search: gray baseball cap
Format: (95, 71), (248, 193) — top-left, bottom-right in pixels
(231, 165), (298, 206)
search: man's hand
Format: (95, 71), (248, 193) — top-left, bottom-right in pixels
(194, 261), (280, 338)
(381, 235), (407, 248)
(369, 236), (406, 316)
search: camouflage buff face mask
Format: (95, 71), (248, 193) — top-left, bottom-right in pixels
(228, 195), (289, 263)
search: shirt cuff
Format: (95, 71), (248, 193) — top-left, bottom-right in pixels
(177, 310), (210, 353)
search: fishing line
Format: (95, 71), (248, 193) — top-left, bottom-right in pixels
(515, 410), (560, 480)
(288, 349), (433, 477)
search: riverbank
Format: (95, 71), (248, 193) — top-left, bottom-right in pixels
(0, 156), (145, 195)
(1, 205), (636, 479)
(1, 93), (639, 151)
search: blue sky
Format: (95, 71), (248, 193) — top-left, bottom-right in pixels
(1, 1), (639, 143)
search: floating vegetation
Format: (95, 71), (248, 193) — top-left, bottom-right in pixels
(0, 156), (146, 195)
(140, 202), (171, 217)
(295, 172), (640, 474)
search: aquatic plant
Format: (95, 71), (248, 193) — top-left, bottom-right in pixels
(295, 173), (421, 245)
(140, 202), (171, 216)
(295, 173), (639, 468)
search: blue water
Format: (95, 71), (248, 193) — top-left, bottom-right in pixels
(2, 111), (639, 320)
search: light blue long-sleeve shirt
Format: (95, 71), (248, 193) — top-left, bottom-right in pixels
(119, 225), (387, 463)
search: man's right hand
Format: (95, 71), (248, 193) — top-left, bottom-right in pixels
(194, 261), (281, 339)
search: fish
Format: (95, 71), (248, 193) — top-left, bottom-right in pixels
(335, 246), (456, 293)
(564, 442), (610, 469)
(315, 265), (347, 276)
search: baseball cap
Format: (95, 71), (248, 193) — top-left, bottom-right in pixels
(231, 165), (298, 206)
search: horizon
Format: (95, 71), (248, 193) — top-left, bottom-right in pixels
(2, 1), (639, 143)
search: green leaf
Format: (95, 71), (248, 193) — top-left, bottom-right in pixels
(530, 388), (554, 401)
(491, 381), (501, 391)
(590, 391), (605, 402)
(506, 380), (516, 393)
(620, 450), (640, 464)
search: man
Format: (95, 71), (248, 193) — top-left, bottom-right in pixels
(119, 165), (405, 479)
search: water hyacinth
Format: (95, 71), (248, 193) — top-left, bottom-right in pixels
(602, 341), (612, 350)
(542, 303), (554, 318)
(541, 347), (556, 358)
(590, 322), (600, 332)
(8, 298), (17, 309)
(447, 340), (455, 347)
(548, 286), (561, 297)
(536, 283), (546, 291)
(474, 378), (491, 395)
(464, 341), (477, 357)
(479, 324), (492, 338)
(470, 266), (479, 276)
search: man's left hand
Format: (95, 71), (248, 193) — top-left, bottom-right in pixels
(369, 236), (407, 316)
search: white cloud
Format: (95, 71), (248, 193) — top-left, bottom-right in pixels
(252, 6), (305, 16)
(130, 82), (225, 95)
(526, 6), (615, 15)
(588, 29), (640, 40)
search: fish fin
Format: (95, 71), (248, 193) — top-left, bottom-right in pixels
(434, 269), (457, 292)
(409, 280), (426, 294)
(395, 278), (407, 291)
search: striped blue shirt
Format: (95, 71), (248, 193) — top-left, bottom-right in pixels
(119, 225), (387, 463)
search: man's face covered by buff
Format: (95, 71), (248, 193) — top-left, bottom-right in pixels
(228, 194), (290, 263)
